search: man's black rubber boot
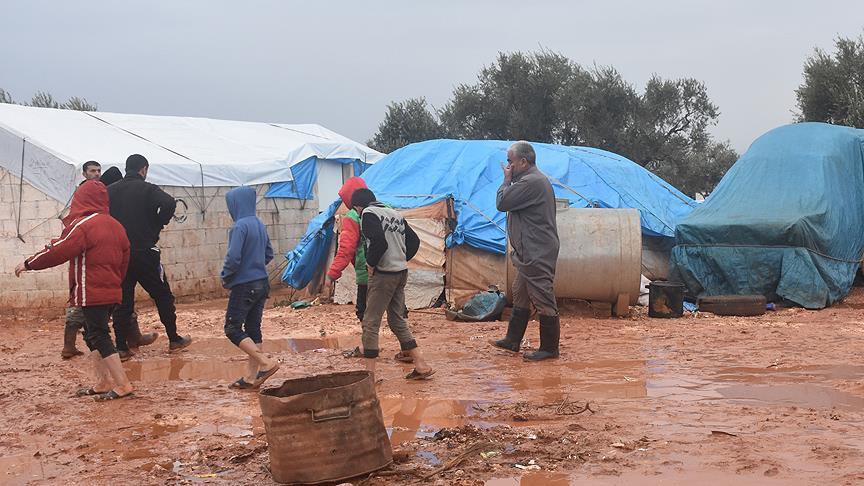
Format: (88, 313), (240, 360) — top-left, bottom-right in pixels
(489, 307), (530, 352)
(524, 314), (560, 361)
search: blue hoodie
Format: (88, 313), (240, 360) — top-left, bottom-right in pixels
(221, 186), (273, 288)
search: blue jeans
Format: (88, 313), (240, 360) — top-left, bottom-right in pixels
(224, 278), (269, 346)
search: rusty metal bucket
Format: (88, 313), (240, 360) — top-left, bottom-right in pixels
(258, 370), (392, 484)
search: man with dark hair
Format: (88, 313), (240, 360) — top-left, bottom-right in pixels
(82, 161), (102, 181)
(491, 141), (560, 361)
(350, 188), (435, 380)
(108, 154), (191, 358)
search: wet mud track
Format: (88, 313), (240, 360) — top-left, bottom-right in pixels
(2, 290), (864, 485)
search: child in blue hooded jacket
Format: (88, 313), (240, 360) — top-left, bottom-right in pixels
(221, 186), (280, 389)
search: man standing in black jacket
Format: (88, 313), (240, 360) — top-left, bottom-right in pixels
(109, 154), (192, 357)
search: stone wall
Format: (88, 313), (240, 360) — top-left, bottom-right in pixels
(0, 167), (317, 311)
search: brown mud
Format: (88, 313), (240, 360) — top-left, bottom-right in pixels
(2, 289), (864, 485)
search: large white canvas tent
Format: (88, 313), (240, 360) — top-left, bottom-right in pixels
(0, 104), (383, 310)
(0, 103), (384, 205)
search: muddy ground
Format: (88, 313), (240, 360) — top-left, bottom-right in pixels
(2, 287), (864, 486)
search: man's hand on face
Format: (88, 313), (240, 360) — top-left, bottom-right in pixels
(501, 161), (513, 184)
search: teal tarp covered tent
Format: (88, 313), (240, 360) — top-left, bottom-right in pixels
(670, 123), (864, 309)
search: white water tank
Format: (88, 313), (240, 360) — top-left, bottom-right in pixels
(506, 207), (642, 308)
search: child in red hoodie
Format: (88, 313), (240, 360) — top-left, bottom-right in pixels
(15, 180), (134, 401)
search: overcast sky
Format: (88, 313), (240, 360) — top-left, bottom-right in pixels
(3, 1), (863, 153)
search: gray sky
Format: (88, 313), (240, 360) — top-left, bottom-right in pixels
(3, 0), (863, 153)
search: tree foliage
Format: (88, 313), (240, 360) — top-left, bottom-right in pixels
(796, 33), (864, 128)
(367, 97), (442, 153)
(369, 51), (736, 196)
(0, 88), (98, 111)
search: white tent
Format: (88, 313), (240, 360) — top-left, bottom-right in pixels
(0, 103), (383, 204)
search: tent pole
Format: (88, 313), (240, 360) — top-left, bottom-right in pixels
(199, 166), (206, 220)
(16, 139), (25, 242)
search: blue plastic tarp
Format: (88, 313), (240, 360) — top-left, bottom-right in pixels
(280, 199), (340, 288)
(358, 140), (696, 254)
(266, 157), (372, 200)
(281, 139), (696, 289)
(670, 123), (864, 309)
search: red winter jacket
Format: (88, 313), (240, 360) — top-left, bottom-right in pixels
(25, 180), (130, 307)
(327, 177), (367, 282)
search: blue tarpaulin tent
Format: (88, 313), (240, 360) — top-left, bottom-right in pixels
(282, 139), (697, 289)
(670, 123), (864, 309)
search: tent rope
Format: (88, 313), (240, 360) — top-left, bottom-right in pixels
(16, 139), (25, 242)
(82, 112), (210, 215)
(676, 243), (863, 264)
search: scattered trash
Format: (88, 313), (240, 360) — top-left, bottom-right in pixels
(514, 459), (541, 471)
(524, 433), (538, 440)
(421, 441), (494, 480)
(623, 376), (636, 382)
(698, 295), (767, 316)
(611, 442), (627, 449)
(444, 289), (506, 322)
(194, 473), (218, 478)
(480, 451), (500, 460)
(290, 297), (320, 309)
(433, 428), (454, 441)
(710, 430), (738, 437)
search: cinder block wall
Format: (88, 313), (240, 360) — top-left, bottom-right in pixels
(0, 168), (316, 311)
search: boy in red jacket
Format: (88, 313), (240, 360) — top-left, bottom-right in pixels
(326, 177), (371, 320)
(15, 180), (134, 401)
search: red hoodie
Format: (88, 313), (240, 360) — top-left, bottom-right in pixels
(327, 177), (367, 282)
(25, 180), (130, 306)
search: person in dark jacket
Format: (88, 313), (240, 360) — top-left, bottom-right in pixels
(96, 165), (156, 359)
(351, 188), (435, 380)
(16, 180), (134, 401)
(99, 166), (123, 186)
(108, 154), (191, 357)
(220, 186), (280, 389)
(490, 141), (560, 361)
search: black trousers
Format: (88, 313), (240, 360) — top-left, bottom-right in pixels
(113, 248), (179, 351)
(83, 305), (117, 358)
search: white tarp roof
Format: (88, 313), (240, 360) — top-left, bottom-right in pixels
(0, 103), (383, 203)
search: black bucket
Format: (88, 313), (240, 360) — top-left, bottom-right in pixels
(648, 281), (685, 318)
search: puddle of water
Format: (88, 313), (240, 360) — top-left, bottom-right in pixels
(124, 335), (355, 383)
(184, 335), (356, 357)
(714, 364), (864, 382)
(0, 454), (60, 485)
(486, 359), (650, 401)
(125, 357), (246, 383)
(717, 383), (864, 410)
(486, 472), (572, 486)
(379, 397), (504, 444)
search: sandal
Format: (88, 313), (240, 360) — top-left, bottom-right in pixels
(229, 377), (255, 390)
(394, 351), (414, 363)
(75, 387), (107, 397)
(342, 346), (362, 358)
(405, 369), (436, 381)
(252, 364), (280, 388)
(94, 390), (134, 402)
